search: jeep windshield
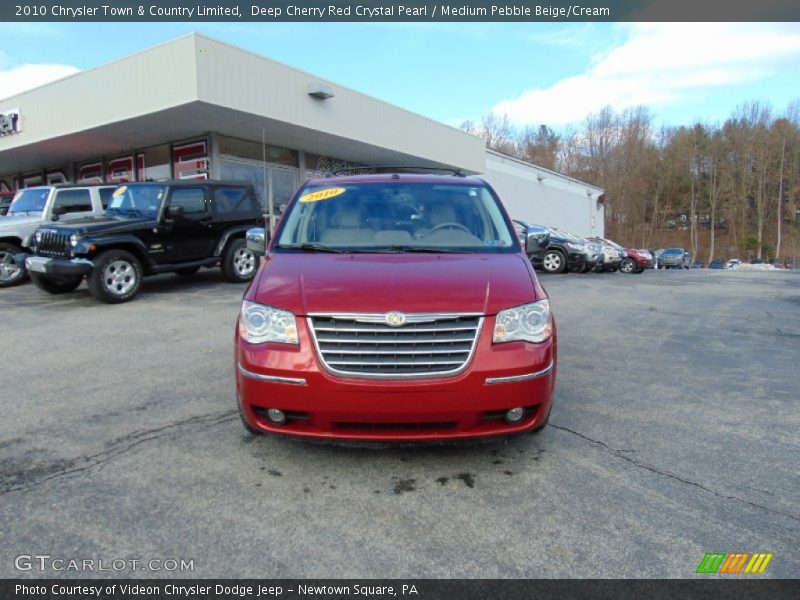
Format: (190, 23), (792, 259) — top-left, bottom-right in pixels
(105, 184), (165, 218)
(274, 182), (517, 253)
(8, 188), (49, 214)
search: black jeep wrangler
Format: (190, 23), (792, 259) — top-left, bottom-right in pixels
(25, 180), (265, 303)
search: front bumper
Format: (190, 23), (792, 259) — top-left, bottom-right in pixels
(236, 317), (557, 441)
(25, 256), (93, 278)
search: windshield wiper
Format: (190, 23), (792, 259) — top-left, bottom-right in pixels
(383, 245), (464, 253)
(276, 243), (347, 253)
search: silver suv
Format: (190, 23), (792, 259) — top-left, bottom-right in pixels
(0, 184), (116, 287)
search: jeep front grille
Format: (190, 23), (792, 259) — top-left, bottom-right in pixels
(307, 313), (483, 378)
(36, 230), (70, 258)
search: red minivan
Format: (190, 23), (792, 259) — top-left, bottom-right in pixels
(235, 173), (557, 441)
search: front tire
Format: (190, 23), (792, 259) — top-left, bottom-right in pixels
(30, 273), (82, 294)
(620, 258), (636, 274)
(221, 238), (257, 283)
(0, 242), (28, 288)
(87, 249), (143, 304)
(542, 249), (567, 274)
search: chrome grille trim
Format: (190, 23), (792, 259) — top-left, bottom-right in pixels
(36, 229), (70, 258)
(307, 312), (483, 379)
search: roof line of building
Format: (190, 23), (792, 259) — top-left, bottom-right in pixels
(486, 147), (604, 193)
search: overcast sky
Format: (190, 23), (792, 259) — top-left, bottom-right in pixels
(2, 22), (799, 129)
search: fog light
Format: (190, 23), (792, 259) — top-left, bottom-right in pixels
(266, 408), (286, 424)
(505, 407), (524, 424)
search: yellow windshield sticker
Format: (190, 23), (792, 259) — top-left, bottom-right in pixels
(112, 186), (128, 197)
(299, 187), (346, 203)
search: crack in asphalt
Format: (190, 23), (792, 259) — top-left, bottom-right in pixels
(548, 422), (800, 525)
(0, 410), (236, 495)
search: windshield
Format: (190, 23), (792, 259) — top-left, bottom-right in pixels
(105, 184), (165, 218)
(275, 182), (517, 253)
(8, 188), (50, 214)
(552, 228), (583, 243)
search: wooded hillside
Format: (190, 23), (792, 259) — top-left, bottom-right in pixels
(463, 102), (800, 262)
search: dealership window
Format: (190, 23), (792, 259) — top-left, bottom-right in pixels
(52, 189), (92, 214)
(139, 145), (171, 181)
(77, 162), (103, 184)
(173, 140), (209, 180)
(218, 136), (298, 168)
(219, 158), (298, 228)
(271, 168), (298, 216)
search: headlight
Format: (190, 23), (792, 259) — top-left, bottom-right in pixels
(69, 234), (79, 247)
(34, 230), (42, 244)
(238, 300), (298, 345)
(566, 242), (582, 250)
(493, 299), (553, 344)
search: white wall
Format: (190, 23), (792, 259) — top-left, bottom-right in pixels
(482, 150), (604, 239)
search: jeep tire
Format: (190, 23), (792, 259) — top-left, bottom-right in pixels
(221, 238), (257, 283)
(87, 249), (143, 304)
(30, 272), (82, 294)
(0, 242), (28, 288)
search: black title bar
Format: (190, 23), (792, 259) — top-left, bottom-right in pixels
(3, 580), (800, 600)
(3, 0), (800, 22)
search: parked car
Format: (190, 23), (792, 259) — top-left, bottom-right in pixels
(0, 191), (14, 216)
(25, 180), (264, 303)
(708, 258), (725, 269)
(0, 184), (116, 288)
(657, 247), (691, 269)
(583, 238), (605, 272)
(588, 237), (625, 272)
(518, 224), (588, 274)
(513, 220), (551, 264)
(691, 260), (705, 268)
(637, 249), (655, 269)
(726, 259), (741, 270)
(236, 173), (557, 441)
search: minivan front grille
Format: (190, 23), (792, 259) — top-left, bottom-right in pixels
(36, 230), (70, 258)
(308, 313), (483, 378)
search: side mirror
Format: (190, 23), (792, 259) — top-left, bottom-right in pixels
(167, 206), (184, 218)
(51, 205), (66, 220)
(246, 227), (269, 256)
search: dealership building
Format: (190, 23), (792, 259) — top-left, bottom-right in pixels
(0, 33), (604, 236)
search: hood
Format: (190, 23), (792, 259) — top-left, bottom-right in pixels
(249, 253), (541, 316)
(41, 215), (158, 235)
(0, 213), (43, 228)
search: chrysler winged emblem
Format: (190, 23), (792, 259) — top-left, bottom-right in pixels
(384, 312), (406, 327)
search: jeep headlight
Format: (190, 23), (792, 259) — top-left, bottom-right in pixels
(493, 299), (552, 344)
(239, 300), (298, 345)
(69, 234), (80, 247)
(34, 230), (43, 244)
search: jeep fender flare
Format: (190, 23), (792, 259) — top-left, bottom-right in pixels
(85, 236), (156, 273)
(0, 233), (26, 249)
(214, 225), (252, 257)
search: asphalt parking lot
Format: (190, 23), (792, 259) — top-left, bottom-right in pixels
(1, 268), (798, 578)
